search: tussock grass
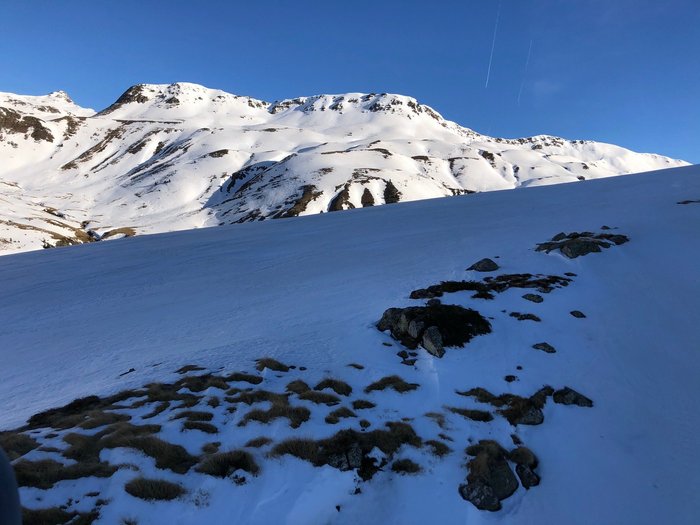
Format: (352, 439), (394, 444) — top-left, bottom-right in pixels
(425, 412), (447, 429)
(315, 378), (352, 397)
(245, 437), (273, 448)
(364, 375), (419, 394)
(182, 421), (218, 434)
(255, 358), (290, 372)
(391, 458), (421, 474)
(227, 390), (288, 406)
(446, 406), (493, 422)
(269, 438), (320, 463)
(124, 477), (185, 501)
(352, 399), (376, 410)
(325, 407), (356, 424)
(171, 410), (214, 422)
(176, 374), (228, 392)
(176, 365), (206, 374)
(425, 439), (452, 457)
(201, 442), (221, 454)
(196, 450), (260, 477)
(240, 404), (310, 429)
(13, 458), (117, 489)
(22, 507), (98, 525)
(27, 395), (104, 429)
(226, 372), (263, 385)
(286, 380), (311, 394)
(298, 391), (341, 405)
(102, 434), (197, 474)
(78, 410), (131, 430)
(142, 401), (170, 419)
(207, 396), (221, 409)
(0, 431), (38, 460)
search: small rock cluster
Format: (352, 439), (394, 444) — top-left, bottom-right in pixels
(536, 230), (629, 258)
(458, 440), (539, 511)
(377, 304), (491, 358)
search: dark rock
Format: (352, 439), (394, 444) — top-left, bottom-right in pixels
(461, 440), (519, 509)
(536, 231), (629, 258)
(426, 298), (441, 307)
(504, 375), (517, 383)
(467, 258), (499, 272)
(459, 481), (500, 511)
(396, 350), (409, 359)
(553, 387), (593, 407)
(570, 310), (586, 318)
(509, 446), (538, 468)
(560, 239), (602, 258)
(401, 359), (417, 366)
(377, 304), (491, 356)
(515, 464), (540, 489)
(551, 232), (567, 242)
(532, 342), (556, 354)
(422, 326), (444, 358)
(510, 312), (541, 322)
(522, 293), (543, 303)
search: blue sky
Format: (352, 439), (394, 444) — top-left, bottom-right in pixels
(2, 0), (698, 162)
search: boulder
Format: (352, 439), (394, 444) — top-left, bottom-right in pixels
(515, 464), (540, 489)
(459, 481), (500, 511)
(460, 439), (519, 510)
(467, 258), (499, 272)
(570, 310), (586, 318)
(421, 326), (444, 358)
(553, 387), (593, 407)
(522, 293), (543, 303)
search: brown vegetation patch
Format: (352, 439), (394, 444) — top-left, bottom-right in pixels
(182, 421), (218, 434)
(298, 391), (341, 405)
(325, 407), (356, 424)
(244, 437), (273, 448)
(351, 399), (376, 410)
(447, 407), (494, 422)
(196, 450), (260, 477)
(315, 378), (352, 396)
(124, 477), (185, 501)
(255, 358), (290, 373)
(364, 375), (419, 394)
(391, 458), (421, 474)
(0, 431), (39, 460)
(286, 380), (311, 394)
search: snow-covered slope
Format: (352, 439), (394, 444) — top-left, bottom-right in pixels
(0, 82), (688, 254)
(1, 165), (699, 524)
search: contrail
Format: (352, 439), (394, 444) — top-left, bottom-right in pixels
(517, 39), (533, 106)
(485, 0), (502, 89)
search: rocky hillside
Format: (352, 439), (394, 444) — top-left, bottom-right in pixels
(0, 82), (687, 254)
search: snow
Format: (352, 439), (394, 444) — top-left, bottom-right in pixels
(1, 164), (699, 523)
(0, 82), (688, 254)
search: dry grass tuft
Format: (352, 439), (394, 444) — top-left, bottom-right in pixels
(182, 421), (218, 434)
(171, 410), (214, 422)
(227, 390), (288, 406)
(176, 365), (206, 374)
(201, 442), (221, 454)
(176, 374), (229, 393)
(269, 438), (320, 463)
(325, 407), (356, 424)
(78, 410), (131, 430)
(298, 391), (341, 405)
(286, 380), (311, 394)
(255, 358), (290, 372)
(0, 431), (39, 460)
(391, 458), (422, 474)
(142, 401), (170, 419)
(315, 378), (352, 396)
(425, 439), (452, 457)
(13, 458), (117, 489)
(124, 477), (185, 501)
(425, 411), (447, 429)
(351, 399), (376, 410)
(364, 375), (419, 394)
(245, 437), (273, 448)
(226, 372), (263, 385)
(196, 450), (260, 477)
(240, 404), (310, 429)
(446, 406), (494, 422)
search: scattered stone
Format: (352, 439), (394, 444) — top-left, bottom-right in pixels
(467, 258), (499, 272)
(570, 310), (586, 318)
(516, 464), (540, 489)
(401, 358), (417, 366)
(532, 342), (556, 354)
(421, 326), (444, 357)
(510, 312), (541, 322)
(508, 446), (537, 468)
(382, 342), (392, 347)
(522, 293), (543, 303)
(552, 387), (593, 407)
(504, 375), (517, 383)
(119, 368), (136, 377)
(536, 231), (629, 258)
(411, 273), (572, 301)
(396, 350), (409, 360)
(564, 272), (577, 277)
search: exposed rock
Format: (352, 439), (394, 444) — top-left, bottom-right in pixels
(460, 440), (519, 511)
(552, 387), (593, 407)
(522, 293), (543, 303)
(377, 304), (490, 356)
(570, 310), (586, 318)
(536, 231), (629, 258)
(361, 188), (375, 207)
(510, 312), (541, 322)
(467, 258), (499, 272)
(421, 326), (444, 358)
(532, 342), (556, 354)
(515, 464), (540, 489)
(509, 446), (537, 468)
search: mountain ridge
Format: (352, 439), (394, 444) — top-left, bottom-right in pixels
(0, 82), (689, 254)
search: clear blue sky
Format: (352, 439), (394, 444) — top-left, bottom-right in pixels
(3, 0), (698, 162)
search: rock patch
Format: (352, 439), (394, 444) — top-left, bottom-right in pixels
(536, 231), (629, 258)
(467, 258), (499, 272)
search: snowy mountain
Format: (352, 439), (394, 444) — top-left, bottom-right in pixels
(1, 164), (699, 524)
(0, 82), (688, 254)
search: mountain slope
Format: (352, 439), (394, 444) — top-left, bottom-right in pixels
(0, 82), (688, 254)
(1, 165), (699, 524)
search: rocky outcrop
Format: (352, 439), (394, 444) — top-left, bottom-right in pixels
(467, 258), (499, 272)
(459, 440), (519, 511)
(536, 231), (629, 258)
(553, 387), (593, 407)
(377, 304), (491, 357)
